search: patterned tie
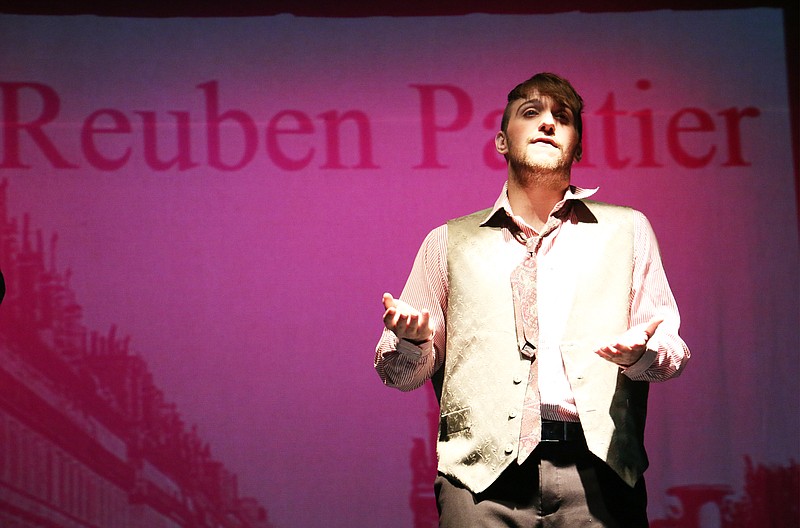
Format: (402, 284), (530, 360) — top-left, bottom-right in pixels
(511, 216), (560, 464)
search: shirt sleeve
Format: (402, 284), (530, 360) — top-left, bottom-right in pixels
(623, 211), (691, 381)
(374, 225), (449, 391)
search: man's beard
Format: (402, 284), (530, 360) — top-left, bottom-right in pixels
(507, 143), (574, 190)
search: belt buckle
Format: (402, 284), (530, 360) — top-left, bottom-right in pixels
(541, 420), (565, 442)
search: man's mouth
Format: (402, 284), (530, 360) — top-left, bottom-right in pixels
(532, 138), (559, 148)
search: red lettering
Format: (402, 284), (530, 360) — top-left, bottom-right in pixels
(318, 110), (378, 169)
(667, 108), (716, 168)
(1, 82), (77, 169)
(719, 107), (760, 167)
(81, 109), (132, 171)
(0, 80), (764, 174)
(632, 79), (662, 168)
(595, 93), (630, 170)
(411, 84), (473, 169)
(198, 81), (257, 171)
(137, 111), (197, 171)
(266, 110), (315, 171)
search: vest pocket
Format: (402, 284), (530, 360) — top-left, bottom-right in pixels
(439, 407), (472, 439)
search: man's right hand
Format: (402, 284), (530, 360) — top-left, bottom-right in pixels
(382, 292), (433, 344)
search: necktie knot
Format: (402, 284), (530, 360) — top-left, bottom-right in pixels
(525, 236), (540, 256)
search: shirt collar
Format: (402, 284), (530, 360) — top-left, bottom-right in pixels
(480, 182), (599, 228)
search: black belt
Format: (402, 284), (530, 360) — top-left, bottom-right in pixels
(541, 420), (584, 442)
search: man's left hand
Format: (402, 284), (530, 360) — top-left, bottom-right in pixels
(594, 317), (663, 367)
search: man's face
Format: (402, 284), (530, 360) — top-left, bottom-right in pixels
(495, 92), (579, 178)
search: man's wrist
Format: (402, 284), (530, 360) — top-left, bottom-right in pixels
(623, 346), (657, 377)
(396, 336), (433, 359)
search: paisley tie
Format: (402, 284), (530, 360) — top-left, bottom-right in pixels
(511, 217), (559, 464)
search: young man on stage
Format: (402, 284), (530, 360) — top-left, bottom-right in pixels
(375, 72), (690, 527)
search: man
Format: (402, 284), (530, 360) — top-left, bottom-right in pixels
(374, 72), (690, 527)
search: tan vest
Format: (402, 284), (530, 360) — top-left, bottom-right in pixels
(437, 200), (648, 493)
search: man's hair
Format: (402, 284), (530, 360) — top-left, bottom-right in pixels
(501, 72), (584, 161)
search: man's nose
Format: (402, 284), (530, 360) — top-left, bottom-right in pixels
(539, 113), (556, 134)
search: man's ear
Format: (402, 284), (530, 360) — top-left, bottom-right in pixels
(495, 131), (508, 155)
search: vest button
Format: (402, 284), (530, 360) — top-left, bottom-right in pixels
(504, 444), (514, 455)
(509, 410), (517, 419)
(513, 375), (523, 384)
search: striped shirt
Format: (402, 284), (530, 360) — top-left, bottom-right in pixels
(375, 184), (690, 421)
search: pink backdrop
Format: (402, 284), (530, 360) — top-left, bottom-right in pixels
(0, 9), (797, 528)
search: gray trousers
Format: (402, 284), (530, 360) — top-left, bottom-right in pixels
(435, 441), (649, 528)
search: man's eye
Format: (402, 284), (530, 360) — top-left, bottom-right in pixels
(523, 109), (538, 117)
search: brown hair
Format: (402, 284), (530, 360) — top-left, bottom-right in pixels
(501, 72), (584, 161)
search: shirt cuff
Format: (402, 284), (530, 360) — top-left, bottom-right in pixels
(396, 337), (433, 359)
(623, 335), (660, 378)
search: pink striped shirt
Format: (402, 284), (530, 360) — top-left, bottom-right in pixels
(375, 184), (690, 421)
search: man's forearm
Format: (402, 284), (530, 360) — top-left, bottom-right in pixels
(375, 331), (437, 391)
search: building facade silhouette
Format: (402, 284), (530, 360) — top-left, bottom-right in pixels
(0, 180), (273, 528)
